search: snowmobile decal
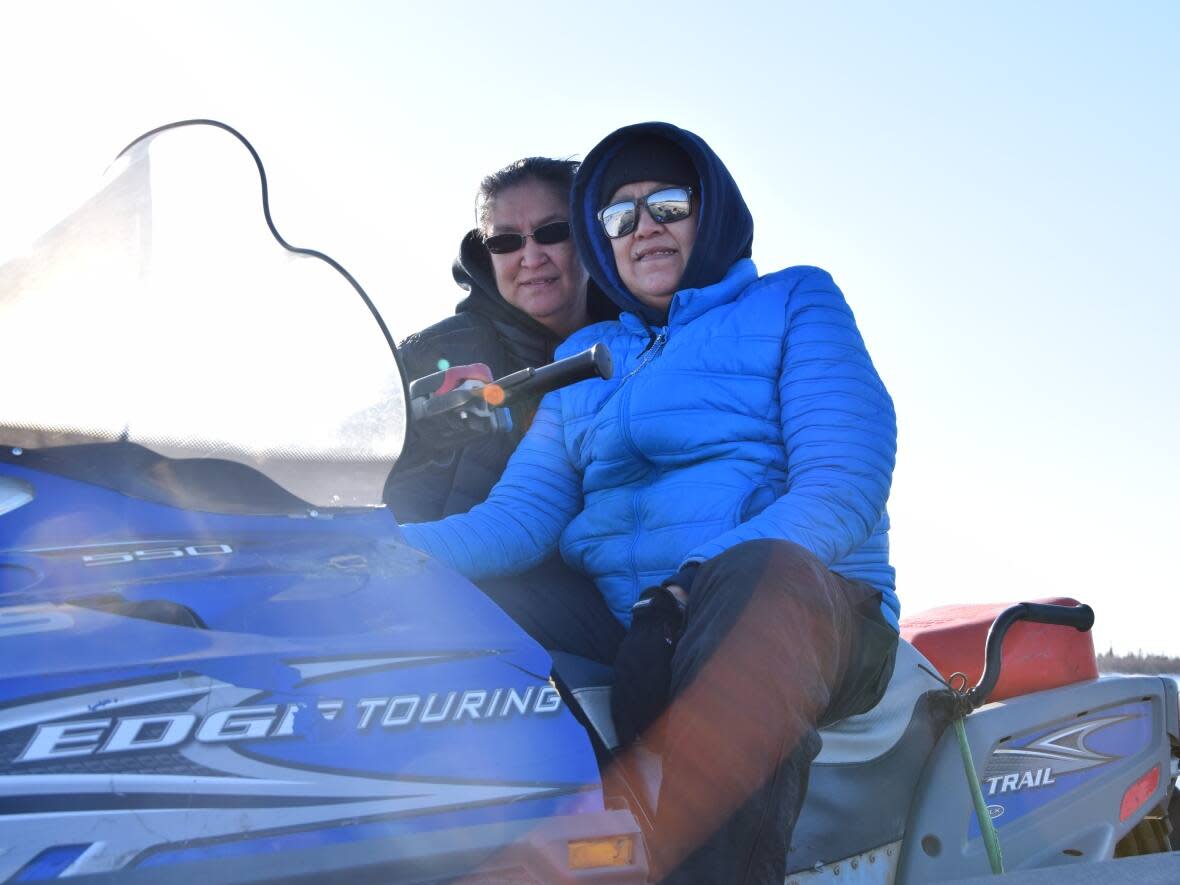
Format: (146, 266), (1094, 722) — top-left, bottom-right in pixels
(969, 700), (1155, 835)
(3, 671), (565, 766)
(0, 606), (74, 639)
(0, 772), (581, 877)
(80, 543), (234, 567)
(983, 710), (1146, 785)
(984, 766), (1057, 796)
(0, 670), (583, 876)
(289, 652), (501, 686)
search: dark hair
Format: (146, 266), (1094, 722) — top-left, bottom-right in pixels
(475, 157), (580, 237)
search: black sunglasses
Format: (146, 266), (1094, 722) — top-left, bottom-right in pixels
(597, 186), (694, 239)
(484, 220), (571, 254)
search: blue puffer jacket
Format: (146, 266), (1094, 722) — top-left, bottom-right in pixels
(403, 122), (898, 628)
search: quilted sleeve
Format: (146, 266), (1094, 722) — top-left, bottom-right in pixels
(684, 269), (896, 567)
(399, 390), (582, 579)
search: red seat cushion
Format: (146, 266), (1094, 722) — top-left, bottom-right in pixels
(899, 596), (1098, 702)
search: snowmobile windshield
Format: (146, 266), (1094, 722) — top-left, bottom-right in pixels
(0, 121), (407, 511)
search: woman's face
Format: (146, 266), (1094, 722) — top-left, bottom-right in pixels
(486, 178), (589, 336)
(606, 180), (697, 311)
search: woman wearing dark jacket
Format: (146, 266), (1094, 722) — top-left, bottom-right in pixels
(385, 158), (614, 522)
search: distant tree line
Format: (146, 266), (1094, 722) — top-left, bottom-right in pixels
(1097, 648), (1180, 675)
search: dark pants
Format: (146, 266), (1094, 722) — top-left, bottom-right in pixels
(477, 555), (625, 665)
(479, 541), (898, 884)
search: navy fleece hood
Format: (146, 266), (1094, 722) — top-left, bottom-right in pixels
(571, 122), (754, 325)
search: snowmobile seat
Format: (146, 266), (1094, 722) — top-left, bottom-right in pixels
(900, 596), (1099, 702)
(786, 639), (947, 872)
(553, 641), (951, 875)
(549, 651), (618, 751)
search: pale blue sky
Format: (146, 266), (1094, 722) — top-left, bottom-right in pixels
(2, 1), (1177, 653)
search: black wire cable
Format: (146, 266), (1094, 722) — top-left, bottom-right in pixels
(115, 119), (412, 441)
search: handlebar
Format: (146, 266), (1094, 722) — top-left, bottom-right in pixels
(492, 343), (614, 408)
(404, 344), (613, 455)
(966, 602), (1094, 708)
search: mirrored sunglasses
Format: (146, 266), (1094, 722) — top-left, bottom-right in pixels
(484, 220), (571, 254)
(597, 186), (694, 239)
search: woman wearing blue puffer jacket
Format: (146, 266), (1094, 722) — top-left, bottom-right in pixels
(402, 121), (899, 884)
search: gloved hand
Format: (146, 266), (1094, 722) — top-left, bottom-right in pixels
(611, 585), (687, 746)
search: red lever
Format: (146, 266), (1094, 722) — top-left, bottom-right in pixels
(431, 363), (493, 397)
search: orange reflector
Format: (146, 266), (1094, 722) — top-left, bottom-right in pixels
(482, 384), (505, 406)
(568, 835), (635, 869)
(1119, 765), (1160, 822)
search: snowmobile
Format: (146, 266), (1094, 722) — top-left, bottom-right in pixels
(0, 120), (1175, 883)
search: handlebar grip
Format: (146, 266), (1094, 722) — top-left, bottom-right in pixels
(498, 344), (613, 404)
(967, 601), (1096, 708)
(1014, 602), (1095, 632)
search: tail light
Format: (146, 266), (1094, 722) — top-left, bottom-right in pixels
(1119, 765), (1161, 822)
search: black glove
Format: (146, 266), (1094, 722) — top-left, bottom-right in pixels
(611, 585), (687, 746)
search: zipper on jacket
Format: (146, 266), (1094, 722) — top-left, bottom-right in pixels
(618, 329), (666, 590)
(592, 329), (667, 420)
(607, 329), (667, 444)
(579, 328), (667, 464)
(623, 330), (666, 383)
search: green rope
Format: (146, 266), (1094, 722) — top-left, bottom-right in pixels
(954, 716), (1004, 874)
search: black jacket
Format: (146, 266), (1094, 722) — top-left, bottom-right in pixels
(385, 230), (614, 522)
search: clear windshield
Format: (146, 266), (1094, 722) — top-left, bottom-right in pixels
(0, 122), (407, 509)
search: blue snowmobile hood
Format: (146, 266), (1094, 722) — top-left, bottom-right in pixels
(0, 120), (650, 883)
(570, 121), (755, 324)
(0, 446), (610, 877)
